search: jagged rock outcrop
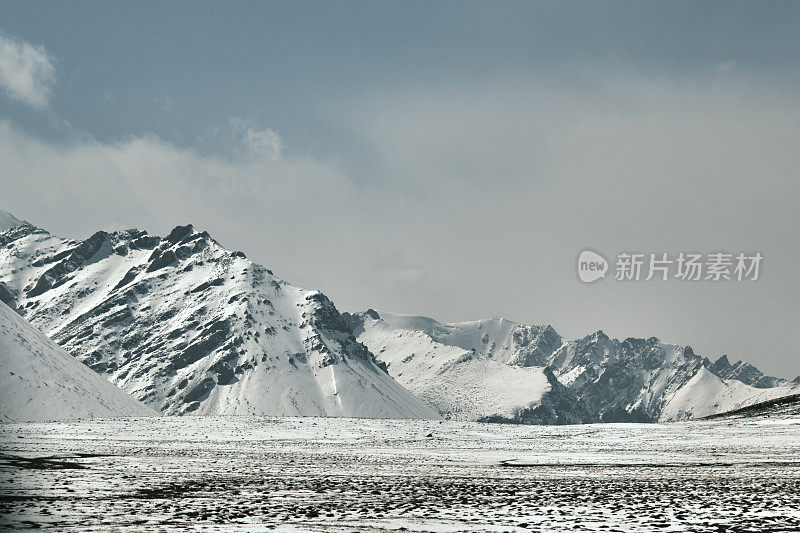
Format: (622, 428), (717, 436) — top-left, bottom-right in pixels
(709, 355), (785, 388)
(0, 281), (16, 310)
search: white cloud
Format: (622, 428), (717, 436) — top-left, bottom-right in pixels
(0, 32), (55, 109)
(228, 117), (285, 161)
(0, 121), (350, 239)
(244, 127), (283, 161)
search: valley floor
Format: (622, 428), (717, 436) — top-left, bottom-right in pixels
(1, 416), (799, 532)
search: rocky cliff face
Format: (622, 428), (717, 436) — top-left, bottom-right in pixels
(545, 332), (795, 421)
(0, 223), (438, 419)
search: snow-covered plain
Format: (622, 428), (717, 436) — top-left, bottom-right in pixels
(1, 415), (799, 531)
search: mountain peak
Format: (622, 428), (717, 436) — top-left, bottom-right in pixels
(352, 309), (798, 423)
(165, 224), (196, 244)
(0, 210), (30, 232)
(587, 329), (609, 342)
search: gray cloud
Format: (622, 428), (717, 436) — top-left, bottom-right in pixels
(337, 72), (800, 377)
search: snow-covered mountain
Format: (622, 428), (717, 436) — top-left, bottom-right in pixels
(659, 367), (796, 420)
(0, 299), (155, 422)
(545, 330), (795, 421)
(0, 221), (438, 419)
(0, 209), (27, 232)
(347, 310), (798, 422)
(344, 311), (594, 423)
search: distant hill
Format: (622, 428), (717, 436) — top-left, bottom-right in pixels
(0, 209), (27, 232)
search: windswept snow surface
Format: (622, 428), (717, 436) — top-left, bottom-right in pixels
(0, 301), (155, 422)
(1, 416), (799, 531)
(0, 224), (437, 419)
(349, 310), (797, 423)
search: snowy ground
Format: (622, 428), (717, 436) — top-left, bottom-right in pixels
(1, 416), (799, 532)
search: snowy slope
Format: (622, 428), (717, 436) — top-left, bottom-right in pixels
(0, 210), (27, 232)
(0, 300), (155, 422)
(361, 312), (564, 367)
(0, 223), (438, 419)
(348, 311), (593, 423)
(659, 367), (797, 421)
(703, 393), (800, 420)
(348, 310), (797, 423)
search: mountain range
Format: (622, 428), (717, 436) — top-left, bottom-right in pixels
(0, 210), (796, 423)
(345, 310), (798, 422)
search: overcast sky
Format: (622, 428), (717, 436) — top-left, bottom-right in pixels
(1, 1), (799, 377)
